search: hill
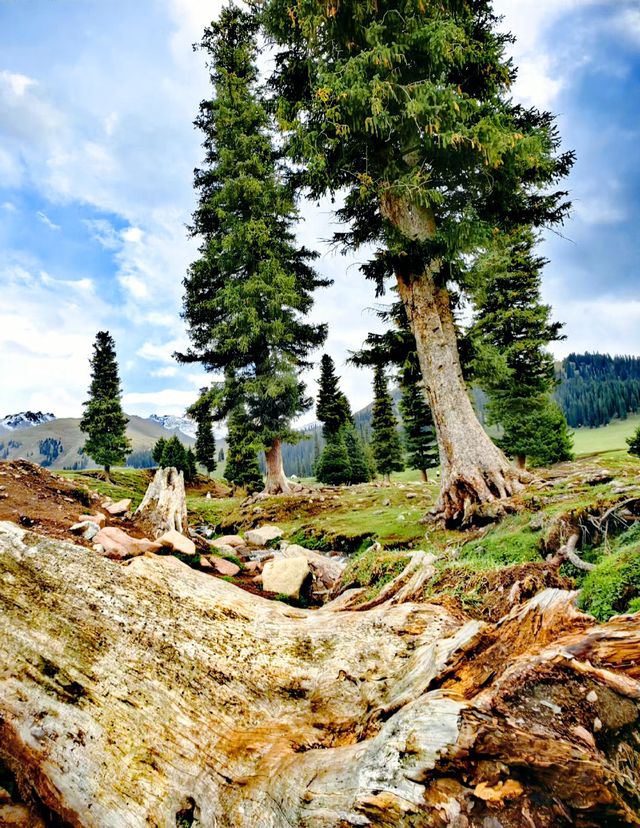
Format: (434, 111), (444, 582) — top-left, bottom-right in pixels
(0, 415), (194, 471)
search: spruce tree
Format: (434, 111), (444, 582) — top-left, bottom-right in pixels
(316, 354), (350, 437)
(469, 227), (573, 468)
(265, 0), (573, 523)
(160, 436), (188, 473)
(399, 377), (439, 482)
(344, 426), (371, 484)
(314, 430), (351, 486)
(152, 438), (167, 466)
(176, 5), (328, 495)
(80, 331), (130, 477)
(371, 366), (404, 481)
(627, 426), (640, 458)
(224, 406), (264, 493)
(195, 409), (217, 476)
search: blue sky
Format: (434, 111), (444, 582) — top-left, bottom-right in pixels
(0, 0), (639, 420)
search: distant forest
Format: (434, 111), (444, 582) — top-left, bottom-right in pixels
(555, 353), (640, 428)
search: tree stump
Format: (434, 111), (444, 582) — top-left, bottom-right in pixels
(134, 466), (188, 538)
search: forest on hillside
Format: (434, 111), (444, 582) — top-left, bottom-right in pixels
(556, 353), (640, 428)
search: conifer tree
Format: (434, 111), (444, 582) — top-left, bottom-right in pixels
(314, 430), (351, 485)
(152, 438), (167, 466)
(371, 366), (404, 481)
(265, 0), (573, 523)
(195, 409), (217, 476)
(469, 227), (573, 467)
(224, 406), (264, 493)
(316, 354), (350, 437)
(399, 376), (439, 482)
(80, 331), (130, 477)
(160, 436), (188, 473)
(627, 425), (640, 458)
(176, 5), (328, 495)
(344, 426), (371, 484)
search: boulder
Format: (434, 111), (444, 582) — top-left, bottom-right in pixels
(208, 556), (241, 577)
(79, 512), (106, 527)
(105, 499), (131, 516)
(243, 560), (262, 574)
(261, 556), (310, 600)
(69, 520), (100, 541)
(210, 534), (245, 549)
(276, 544), (346, 602)
(92, 527), (159, 561)
(244, 525), (283, 547)
(156, 529), (196, 557)
(207, 542), (237, 559)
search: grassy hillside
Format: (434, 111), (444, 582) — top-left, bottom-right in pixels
(0, 415), (193, 470)
(572, 414), (640, 456)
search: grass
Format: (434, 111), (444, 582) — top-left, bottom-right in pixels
(578, 522), (640, 621)
(572, 414), (640, 456)
(58, 467), (154, 509)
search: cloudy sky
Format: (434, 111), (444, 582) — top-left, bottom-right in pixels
(1, 0), (639, 423)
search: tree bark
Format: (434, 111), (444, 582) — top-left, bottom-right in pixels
(134, 467), (188, 538)
(263, 438), (291, 495)
(515, 453), (526, 470)
(420, 469), (428, 482)
(1, 523), (639, 827)
(380, 193), (526, 525)
(396, 269), (524, 525)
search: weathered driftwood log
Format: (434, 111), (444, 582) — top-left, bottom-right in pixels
(0, 521), (639, 827)
(134, 467), (188, 538)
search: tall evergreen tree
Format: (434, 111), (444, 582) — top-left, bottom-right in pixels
(343, 426), (371, 484)
(224, 406), (264, 493)
(80, 331), (130, 477)
(316, 354), (350, 437)
(314, 430), (351, 485)
(399, 377), (439, 482)
(176, 5), (329, 495)
(195, 409), (217, 476)
(469, 227), (573, 467)
(371, 366), (404, 481)
(152, 438), (167, 466)
(265, 0), (573, 523)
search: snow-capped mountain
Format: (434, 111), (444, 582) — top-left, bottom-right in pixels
(0, 411), (56, 430)
(148, 414), (197, 439)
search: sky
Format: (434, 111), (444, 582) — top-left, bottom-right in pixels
(0, 0), (639, 423)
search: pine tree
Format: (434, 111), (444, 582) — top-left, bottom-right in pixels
(160, 436), (188, 473)
(469, 227), (573, 468)
(185, 448), (198, 483)
(195, 409), (217, 475)
(176, 5), (328, 495)
(316, 354), (350, 437)
(265, 0), (573, 523)
(343, 426), (371, 484)
(80, 331), (131, 477)
(152, 438), (167, 466)
(371, 367), (404, 481)
(627, 425), (640, 458)
(314, 430), (351, 485)
(399, 378), (439, 482)
(224, 406), (264, 493)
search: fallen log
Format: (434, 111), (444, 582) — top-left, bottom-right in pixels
(0, 521), (639, 826)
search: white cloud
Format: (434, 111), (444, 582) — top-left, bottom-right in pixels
(0, 70), (36, 97)
(37, 211), (60, 231)
(137, 337), (189, 364)
(1, 200), (16, 212)
(122, 388), (197, 416)
(550, 298), (640, 359)
(83, 218), (120, 249)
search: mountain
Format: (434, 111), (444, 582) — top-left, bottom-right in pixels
(0, 411), (56, 430)
(0, 415), (194, 471)
(148, 414), (197, 439)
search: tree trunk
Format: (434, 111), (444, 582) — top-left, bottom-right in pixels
(1, 523), (639, 827)
(420, 469), (428, 482)
(134, 467), (188, 538)
(263, 438), (291, 495)
(515, 453), (527, 470)
(396, 269), (524, 525)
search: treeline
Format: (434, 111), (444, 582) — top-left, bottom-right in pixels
(555, 353), (640, 428)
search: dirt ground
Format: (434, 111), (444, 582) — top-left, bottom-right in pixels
(0, 460), (144, 546)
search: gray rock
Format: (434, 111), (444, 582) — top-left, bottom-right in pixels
(262, 556), (310, 600)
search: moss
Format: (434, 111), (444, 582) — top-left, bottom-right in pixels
(578, 530), (640, 621)
(457, 515), (542, 569)
(341, 545), (410, 593)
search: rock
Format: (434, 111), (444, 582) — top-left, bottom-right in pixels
(276, 544), (345, 599)
(205, 491), (212, 500)
(208, 556), (241, 577)
(79, 512), (106, 527)
(262, 556), (310, 600)
(572, 725), (596, 749)
(0, 803), (46, 827)
(93, 527), (159, 560)
(586, 689), (598, 703)
(69, 520), (100, 541)
(210, 535), (245, 550)
(244, 525), (284, 547)
(105, 499), (131, 516)
(156, 529), (196, 557)
(382, 498), (391, 507)
(243, 560), (262, 573)
(208, 542), (236, 558)
(406, 492), (417, 499)
(198, 556), (213, 571)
